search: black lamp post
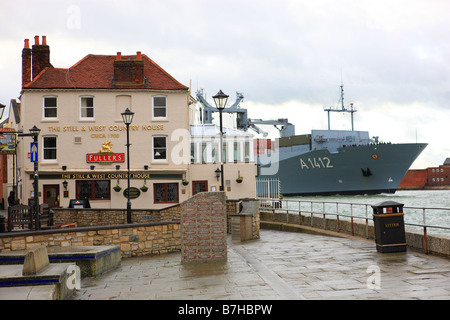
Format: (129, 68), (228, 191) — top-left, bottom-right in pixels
(29, 126), (41, 230)
(212, 90), (228, 191)
(121, 108), (134, 223)
(18, 126), (41, 229)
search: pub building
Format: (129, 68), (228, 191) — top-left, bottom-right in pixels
(3, 35), (257, 210)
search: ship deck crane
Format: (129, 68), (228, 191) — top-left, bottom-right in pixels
(195, 90), (295, 137)
(247, 118), (295, 137)
(195, 89), (247, 129)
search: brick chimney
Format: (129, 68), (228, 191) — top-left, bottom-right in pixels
(22, 39), (32, 86)
(113, 52), (144, 85)
(31, 35), (51, 80)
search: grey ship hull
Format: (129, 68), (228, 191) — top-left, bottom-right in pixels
(260, 142), (427, 196)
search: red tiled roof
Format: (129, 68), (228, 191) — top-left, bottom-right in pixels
(24, 54), (188, 91)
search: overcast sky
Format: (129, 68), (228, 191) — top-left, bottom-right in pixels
(1, 0), (449, 168)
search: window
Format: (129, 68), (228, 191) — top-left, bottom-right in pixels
(201, 142), (207, 163)
(212, 142), (219, 163)
(193, 181), (208, 195)
(76, 180), (110, 200)
(80, 97), (94, 119)
(153, 96), (167, 119)
(43, 136), (57, 160)
(154, 183), (179, 203)
(234, 141), (241, 162)
(190, 143), (195, 164)
(244, 141), (250, 162)
(44, 97), (57, 118)
(153, 136), (167, 160)
(222, 142), (227, 163)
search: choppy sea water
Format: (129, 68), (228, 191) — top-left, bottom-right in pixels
(284, 190), (450, 236)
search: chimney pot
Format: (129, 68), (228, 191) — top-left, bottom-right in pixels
(24, 39), (30, 49)
(31, 35), (51, 80)
(136, 51), (142, 60)
(117, 52), (122, 60)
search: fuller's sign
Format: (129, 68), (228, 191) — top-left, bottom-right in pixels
(87, 141), (125, 163)
(86, 153), (125, 163)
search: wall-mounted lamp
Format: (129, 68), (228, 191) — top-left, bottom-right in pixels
(62, 165), (67, 171)
(62, 180), (68, 190)
(90, 165), (95, 170)
(215, 167), (221, 181)
(116, 165), (121, 170)
(144, 165), (149, 170)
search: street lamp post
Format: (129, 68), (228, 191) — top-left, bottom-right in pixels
(29, 126), (41, 230)
(121, 108), (134, 223)
(213, 90), (229, 192)
(18, 125), (42, 230)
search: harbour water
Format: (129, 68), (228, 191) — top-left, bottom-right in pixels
(284, 189), (450, 236)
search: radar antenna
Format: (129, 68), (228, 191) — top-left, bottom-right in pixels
(324, 84), (357, 131)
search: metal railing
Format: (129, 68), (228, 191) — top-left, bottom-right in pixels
(258, 198), (450, 255)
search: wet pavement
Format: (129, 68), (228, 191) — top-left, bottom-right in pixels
(70, 229), (450, 300)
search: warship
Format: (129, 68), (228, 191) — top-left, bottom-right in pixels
(196, 87), (427, 196)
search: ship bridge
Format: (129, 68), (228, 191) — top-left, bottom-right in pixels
(311, 129), (371, 153)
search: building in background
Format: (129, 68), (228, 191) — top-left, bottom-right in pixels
(2, 35), (257, 210)
(399, 158), (450, 190)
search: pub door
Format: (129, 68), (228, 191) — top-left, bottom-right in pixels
(44, 185), (60, 208)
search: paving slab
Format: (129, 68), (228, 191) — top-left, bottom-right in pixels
(70, 229), (450, 300)
(0, 285), (55, 300)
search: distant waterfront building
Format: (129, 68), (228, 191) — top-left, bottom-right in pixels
(3, 35), (256, 209)
(399, 158), (450, 190)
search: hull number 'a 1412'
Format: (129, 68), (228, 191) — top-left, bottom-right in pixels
(299, 157), (334, 170)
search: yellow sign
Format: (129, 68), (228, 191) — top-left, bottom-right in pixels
(47, 123), (165, 139)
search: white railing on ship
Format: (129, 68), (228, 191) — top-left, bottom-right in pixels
(258, 198), (450, 255)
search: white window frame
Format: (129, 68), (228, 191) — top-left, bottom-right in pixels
(43, 96), (58, 120)
(42, 135), (58, 162)
(152, 135), (168, 162)
(152, 96), (167, 120)
(80, 96), (95, 121)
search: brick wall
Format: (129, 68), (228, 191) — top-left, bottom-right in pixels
(180, 192), (227, 263)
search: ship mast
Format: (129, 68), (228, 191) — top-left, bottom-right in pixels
(324, 84), (357, 131)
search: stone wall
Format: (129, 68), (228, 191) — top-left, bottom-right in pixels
(0, 196), (261, 261)
(52, 205), (180, 227)
(226, 199), (260, 239)
(0, 222), (181, 259)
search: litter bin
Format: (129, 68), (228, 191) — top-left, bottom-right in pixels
(371, 201), (407, 253)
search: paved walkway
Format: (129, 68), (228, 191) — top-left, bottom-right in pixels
(71, 229), (450, 300)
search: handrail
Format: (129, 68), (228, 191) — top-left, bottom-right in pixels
(258, 198), (450, 255)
